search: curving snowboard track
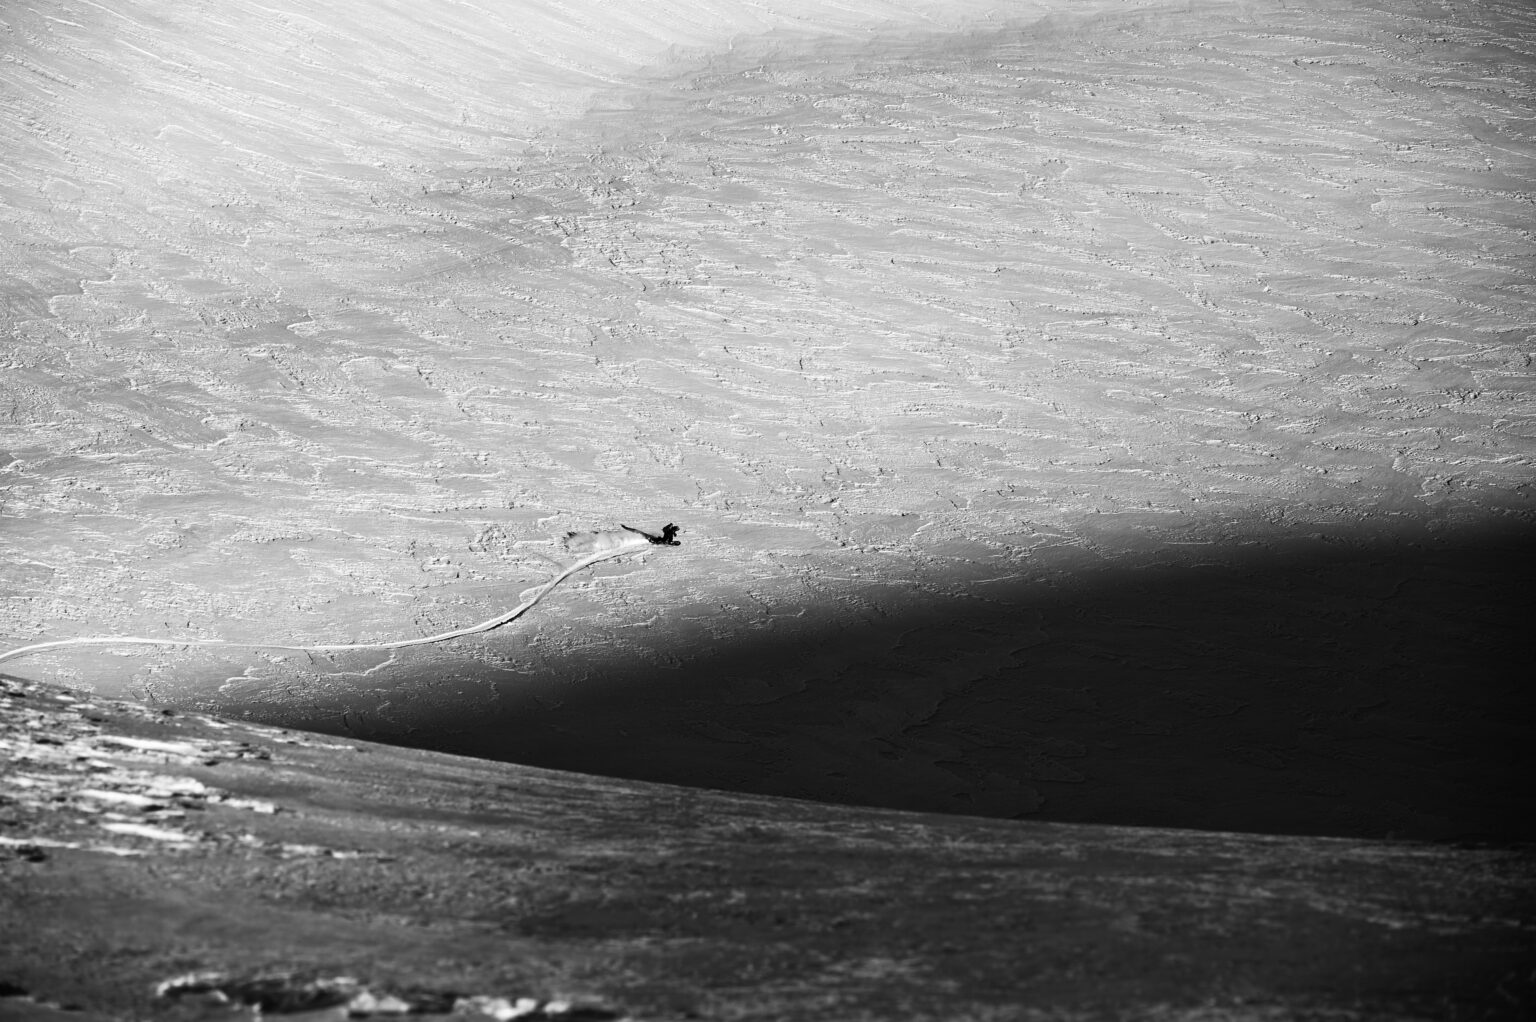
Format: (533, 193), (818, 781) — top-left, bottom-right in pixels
(0, 536), (661, 664)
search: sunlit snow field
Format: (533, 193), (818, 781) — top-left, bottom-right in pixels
(3, 0), (1535, 839)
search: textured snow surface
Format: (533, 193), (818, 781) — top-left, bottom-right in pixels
(3, 0), (1534, 837)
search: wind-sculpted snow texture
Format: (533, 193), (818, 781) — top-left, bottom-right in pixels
(3, 0), (1535, 838)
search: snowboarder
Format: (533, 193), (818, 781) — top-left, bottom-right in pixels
(622, 522), (682, 546)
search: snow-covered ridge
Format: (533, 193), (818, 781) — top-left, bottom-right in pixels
(5, 0), (1062, 154)
(1, 0), (1134, 274)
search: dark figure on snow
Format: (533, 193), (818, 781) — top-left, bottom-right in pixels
(622, 523), (681, 546)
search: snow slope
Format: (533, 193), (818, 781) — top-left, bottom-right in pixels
(3, 672), (1531, 1020)
(3, 0), (1535, 838)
